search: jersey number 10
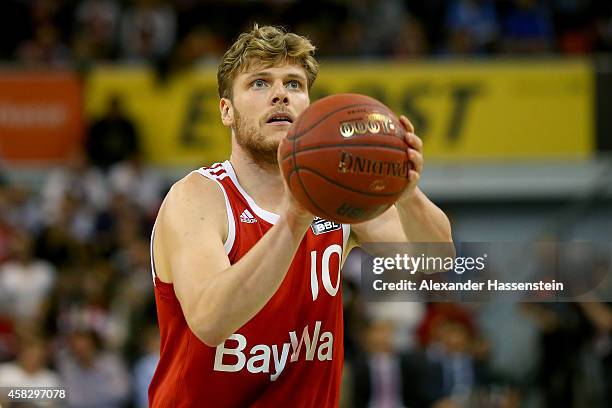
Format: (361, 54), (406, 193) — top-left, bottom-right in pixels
(310, 244), (342, 301)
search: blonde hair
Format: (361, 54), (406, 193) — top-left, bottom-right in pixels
(217, 24), (319, 99)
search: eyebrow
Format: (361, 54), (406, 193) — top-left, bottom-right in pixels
(244, 71), (307, 83)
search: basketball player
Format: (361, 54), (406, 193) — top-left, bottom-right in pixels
(148, 25), (452, 407)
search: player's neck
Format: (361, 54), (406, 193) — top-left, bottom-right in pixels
(229, 149), (284, 214)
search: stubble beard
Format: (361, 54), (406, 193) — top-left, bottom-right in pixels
(233, 109), (279, 166)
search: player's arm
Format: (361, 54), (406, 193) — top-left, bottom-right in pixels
(350, 115), (452, 246)
(350, 188), (452, 245)
(153, 173), (313, 347)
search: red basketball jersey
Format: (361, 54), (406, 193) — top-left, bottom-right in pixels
(149, 161), (350, 408)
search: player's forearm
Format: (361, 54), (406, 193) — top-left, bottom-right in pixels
(191, 212), (314, 346)
(396, 188), (453, 243)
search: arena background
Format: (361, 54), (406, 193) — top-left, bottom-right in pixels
(0, 1), (611, 407)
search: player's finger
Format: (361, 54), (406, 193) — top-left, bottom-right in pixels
(399, 115), (414, 133)
(408, 149), (423, 174)
(408, 170), (421, 186)
(406, 132), (423, 152)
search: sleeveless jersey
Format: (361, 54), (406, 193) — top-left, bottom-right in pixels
(148, 161), (350, 408)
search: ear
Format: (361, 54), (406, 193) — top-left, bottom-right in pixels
(220, 98), (234, 127)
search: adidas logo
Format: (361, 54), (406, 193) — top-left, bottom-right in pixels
(239, 209), (257, 224)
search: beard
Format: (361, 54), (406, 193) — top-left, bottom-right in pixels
(233, 109), (279, 166)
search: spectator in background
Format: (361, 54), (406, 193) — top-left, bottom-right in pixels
(550, 0), (596, 54)
(53, 261), (127, 350)
(108, 154), (163, 216)
(391, 15), (428, 58)
(522, 303), (589, 407)
(94, 191), (149, 260)
(0, 185), (16, 264)
(350, 319), (406, 408)
(42, 150), (108, 220)
(14, 0), (73, 67)
(0, 337), (61, 407)
(113, 237), (156, 359)
(0, 221), (11, 265)
(349, 318), (458, 408)
(578, 301), (612, 405)
(425, 317), (478, 403)
(416, 303), (497, 406)
(407, 0), (450, 54)
(16, 23), (71, 67)
(172, 25), (225, 70)
(343, 0), (407, 56)
(0, 167), (7, 187)
(445, 0), (499, 55)
(1, 185), (43, 235)
(502, 0), (554, 53)
(132, 325), (160, 408)
(0, 318), (15, 363)
(0, 233), (56, 322)
(113, 237), (154, 305)
(34, 195), (90, 268)
(85, 94), (141, 171)
(73, 0), (121, 63)
(478, 303), (541, 400)
(41, 192), (100, 247)
(594, 2), (612, 52)
(57, 330), (130, 408)
(368, 301), (426, 353)
(0, 337), (61, 387)
(119, 0), (176, 63)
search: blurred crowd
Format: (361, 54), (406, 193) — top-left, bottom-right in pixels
(0, 95), (164, 407)
(1, 0), (612, 71)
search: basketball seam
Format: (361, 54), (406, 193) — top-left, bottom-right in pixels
(292, 117), (338, 220)
(287, 166), (406, 197)
(289, 169), (338, 220)
(288, 102), (386, 141)
(279, 143), (407, 162)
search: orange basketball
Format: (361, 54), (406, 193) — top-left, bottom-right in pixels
(278, 93), (411, 224)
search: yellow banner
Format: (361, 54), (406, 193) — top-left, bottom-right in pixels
(85, 60), (593, 165)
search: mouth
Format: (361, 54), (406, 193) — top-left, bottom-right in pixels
(265, 112), (294, 126)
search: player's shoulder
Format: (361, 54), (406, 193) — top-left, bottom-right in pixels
(158, 170), (227, 229)
(170, 170), (223, 201)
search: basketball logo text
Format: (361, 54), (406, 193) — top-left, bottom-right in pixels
(369, 179), (389, 192)
(338, 151), (409, 178)
(339, 113), (400, 138)
(336, 202), (365, 219)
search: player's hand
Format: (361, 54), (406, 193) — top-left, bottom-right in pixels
(284, 187), (314, 221)
(398, 115), (423, 201)
(278, 174), (315, 225)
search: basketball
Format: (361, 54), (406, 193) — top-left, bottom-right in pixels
(278, 93), (411, 224)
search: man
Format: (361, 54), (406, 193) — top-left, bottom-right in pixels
(85, 94), (140, 171)
(148, 25), (452, 407)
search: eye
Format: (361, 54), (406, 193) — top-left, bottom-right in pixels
(286, 80), (301, 90)
(252, 79), (268, 89)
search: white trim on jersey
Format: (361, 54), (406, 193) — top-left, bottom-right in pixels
(221, 161), (280, 225)
(342, 224), (351, 254)
(194, 167), (236, 255)
(150, 222), (158, 285)
(214, 161), (351, 254)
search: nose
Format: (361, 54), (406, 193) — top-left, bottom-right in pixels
(271, 82), (289, 105)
